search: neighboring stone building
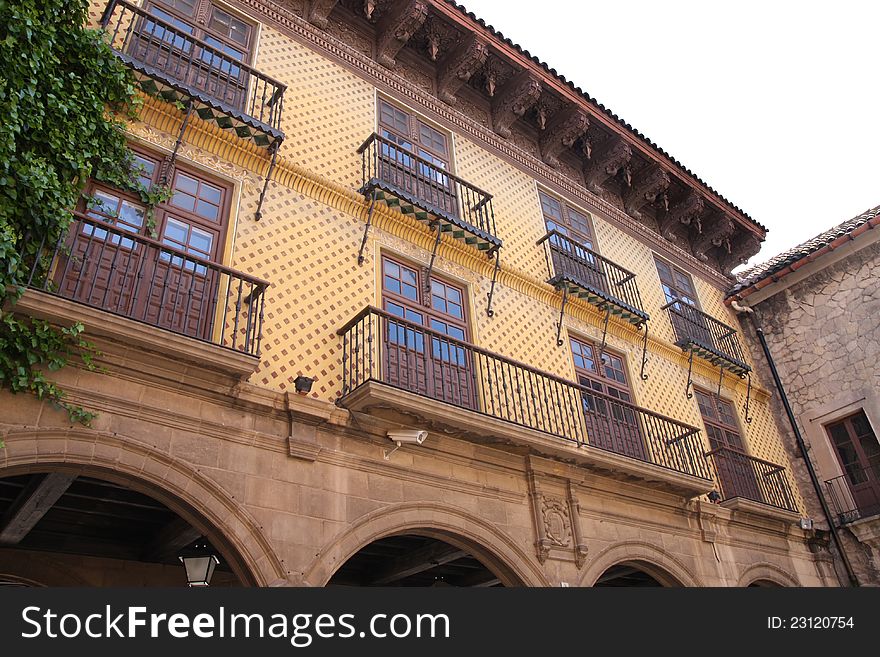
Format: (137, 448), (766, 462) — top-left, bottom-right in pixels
(0, 0), (836, 587)
(728, 206), (880, 585)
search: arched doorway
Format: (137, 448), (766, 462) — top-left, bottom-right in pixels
(593, 560), (683, 587)
(747, 579), (783, 587)
(327, 533), (510, 587)
(0, 471), (246, 587)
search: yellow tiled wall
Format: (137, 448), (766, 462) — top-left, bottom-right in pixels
(94, 2), (802, 509)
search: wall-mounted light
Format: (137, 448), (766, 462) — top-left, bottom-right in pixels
(178, 542), (220, 587)
(293, 375), (315, 394)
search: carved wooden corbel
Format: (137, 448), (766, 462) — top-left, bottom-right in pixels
(492, 70), (542, 138)
(691, 213), (736, 262)
(306, 0), (340, 28)
(437, 35), (489, 104)
(539, 105), (590, 168)
(658, 191), (705, 240)
(623, 164), (670, 215)
(718, 230), (762, 272)
(583, 135), (632, 190)
(376, 0), (428, 68)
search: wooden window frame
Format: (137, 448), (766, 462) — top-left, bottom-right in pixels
(79, 144), (233, 266)
(825, 411), (880, 481)
(146, 0), (256, 63)
(654, 254), (701, 308)
(377, 98), (453, 171)
(380, 254), (470, 338)
(569, 336), (633, 401)
(538, 189), (598, 253)
(694, 387), (747, 452)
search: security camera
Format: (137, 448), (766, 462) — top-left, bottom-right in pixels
(387, 429), (428, 445)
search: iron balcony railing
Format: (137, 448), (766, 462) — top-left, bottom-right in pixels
(100, 0), (285, 147)
(537, 230), (648, 325)
(338, 306), (711, 480)
(24, 211), (269, 357)
(825, 466), (880, 525)
(661, 298), (749, 374)
(705, 446), (797, 512)
(357, 133), (501, 253)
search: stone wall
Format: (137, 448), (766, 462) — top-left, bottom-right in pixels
(744, 240), (880, 585)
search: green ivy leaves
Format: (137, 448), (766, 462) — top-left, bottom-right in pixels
(0, 0), (139, 426)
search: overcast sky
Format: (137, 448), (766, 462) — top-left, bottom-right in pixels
(460, 0), (880, 269)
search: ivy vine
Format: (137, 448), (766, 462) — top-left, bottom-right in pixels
(0, 0), (142, 435)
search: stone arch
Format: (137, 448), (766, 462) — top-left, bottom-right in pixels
(580, 540), (703, 587)
(737, 562), (800, 588)
(303, 501), (549, 587)
(0, 571), (54, 587)
(0, 427), (287, 587)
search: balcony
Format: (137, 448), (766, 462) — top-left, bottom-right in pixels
(825, 466), (880, 525)
(537, 230), (648, 327)
(100, 0), (285, 148)
(706, 447), (797, 513)
(338, 307), (714, 495)
(661, 299), (750, 375)
(357, 133), (501, 255)
(23, 212), (268, 360)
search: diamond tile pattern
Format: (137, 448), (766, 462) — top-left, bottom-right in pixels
(84, 4), (801, 509)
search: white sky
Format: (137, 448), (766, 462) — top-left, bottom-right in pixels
(459, 0), (880, 269)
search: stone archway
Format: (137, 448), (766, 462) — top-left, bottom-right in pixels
(580, 540), (702, 587)
(0, 427), (286, 586)
(303, 501), (548, 587)
(737, 563), (800, 587)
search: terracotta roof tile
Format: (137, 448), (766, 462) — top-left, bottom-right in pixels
(728, 205), (880, 294)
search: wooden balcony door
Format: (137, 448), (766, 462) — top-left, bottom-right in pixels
(133, 0), (254, 111)
(571, 338), (646, 460)
(826, 411), (880, 516)
(381, 257), (475, 410)
(59, 149), (230, 341)
(539, 191), (609, 294)
(696, 390), (762, 501)
(377, 100), (458, 218)
(655, 256), (712, 346)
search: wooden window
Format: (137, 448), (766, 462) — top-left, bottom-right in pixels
(380, 255), (473, 409)
(696, 389), (762, 501)
(138, 1), (255, 109)
(378, 99), (451, 168)
(654, 255), (699, 307)
(376, 99), (459, 216)
(570, 337), (644, 459)
(826, 411), (880, 514)
(62, 145), (233, 339)
(539, 190), (596, 251)
(695, 389), (746, 452)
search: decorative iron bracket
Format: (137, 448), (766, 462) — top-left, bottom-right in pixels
(743, 371), (753, 424)
(685, 350), (694, 399)
(486, 248), (501, 317)
(161, 100), (194, 186)
(356, 187), (378, 265)
(597, 305), (611, 359)
(254, 141), (280, 221)
(556, 285), (569, 346)
(639, 321), (649, 380)
(423, 221), (443, 291)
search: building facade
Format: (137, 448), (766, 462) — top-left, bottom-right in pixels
(0, 0), (835, 587)
(728, 206), (880, 586)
